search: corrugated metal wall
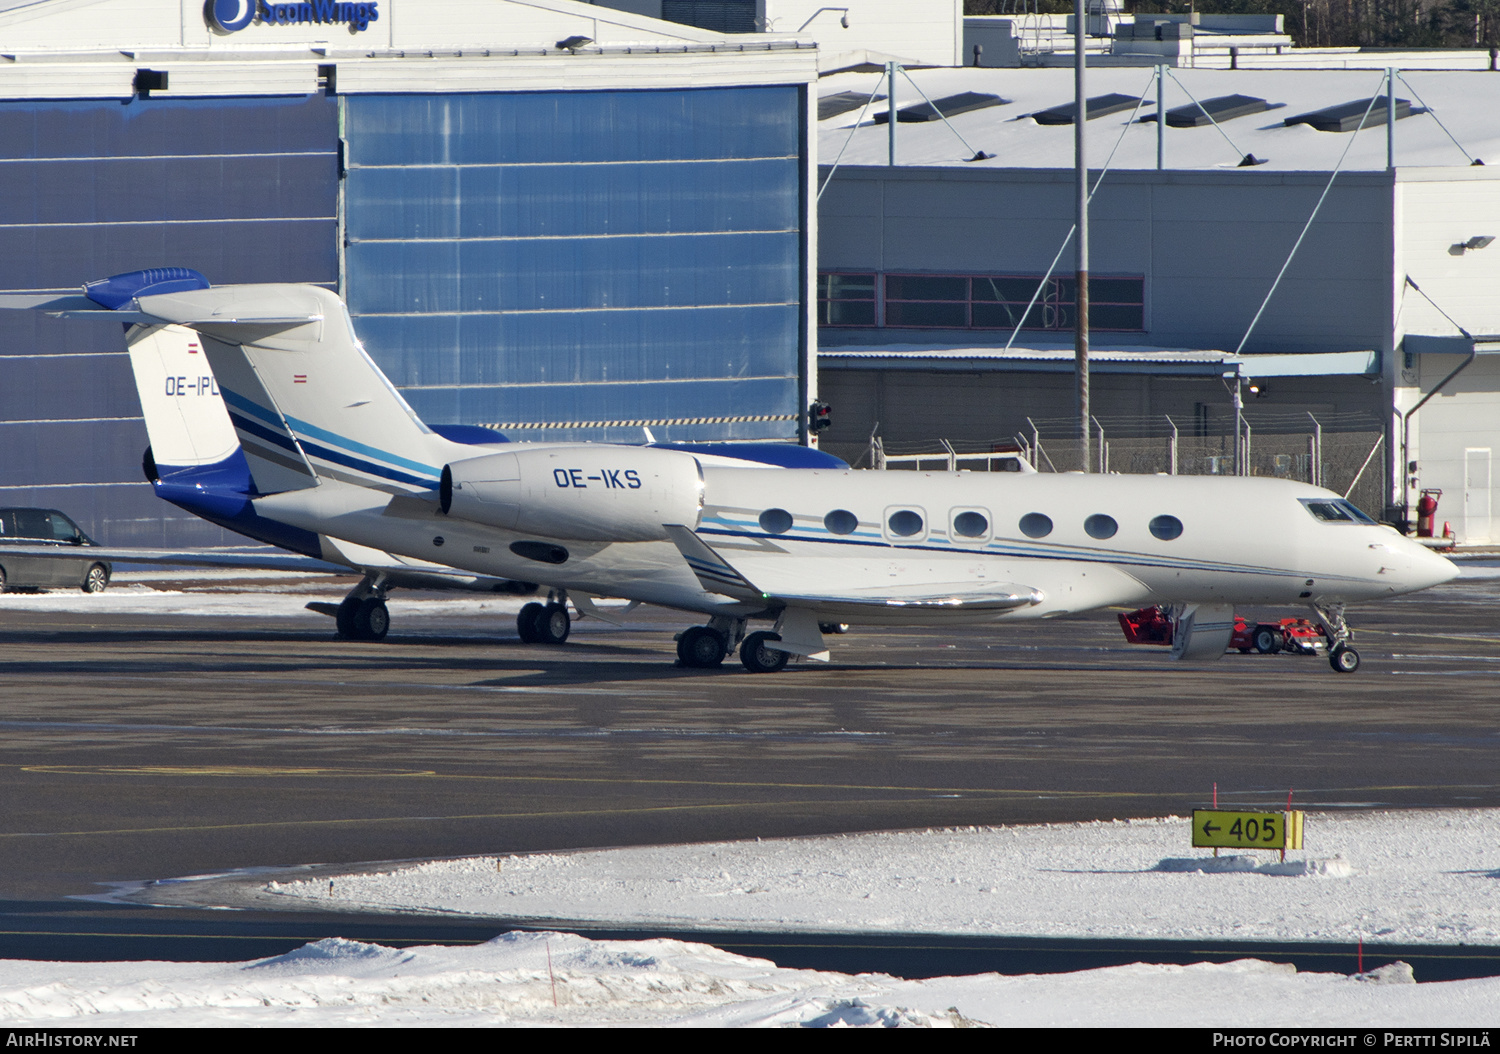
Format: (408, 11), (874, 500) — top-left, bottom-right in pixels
(342, 86), (805, 444)
(0, 94), (339, 545)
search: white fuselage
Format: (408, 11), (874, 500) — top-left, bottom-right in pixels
(253, 459), (1457, 624)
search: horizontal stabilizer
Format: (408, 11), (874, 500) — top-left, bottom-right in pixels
(0, 293), (100, 311)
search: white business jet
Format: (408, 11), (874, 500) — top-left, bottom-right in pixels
(12, 269), (1457, 673)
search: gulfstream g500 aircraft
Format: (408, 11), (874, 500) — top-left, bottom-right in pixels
(10, 269), (1457, 673)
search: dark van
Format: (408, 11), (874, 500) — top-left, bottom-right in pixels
(0, 509), (111, 593)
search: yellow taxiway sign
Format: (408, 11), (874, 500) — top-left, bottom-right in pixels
(1192, 810), (1304, 850)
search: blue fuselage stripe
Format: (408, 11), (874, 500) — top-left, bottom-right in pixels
(227, 410), (301, 454)
(696, 523), (1359, 583)
(301, 441), (439, 490)
(284, 413), (439, 479)
(220, 386), (439, 486)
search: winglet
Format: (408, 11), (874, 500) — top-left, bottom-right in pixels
(663, 525), (764, 602)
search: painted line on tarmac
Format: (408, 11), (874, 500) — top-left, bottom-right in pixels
(0, 796), (1016, 840)
(8, 762), (1496, 802)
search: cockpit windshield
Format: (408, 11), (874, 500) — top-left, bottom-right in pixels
(1300, 499), (1377, 525)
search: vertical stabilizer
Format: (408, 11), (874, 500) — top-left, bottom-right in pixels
(135, 284), (443, 495)
(197, 330), (320, 495)
(124, 323), (239, 470)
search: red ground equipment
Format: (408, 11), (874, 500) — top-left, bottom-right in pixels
(1117, 605), (1174, 645)
(1416, 488), (1442, 538)
(1229, 615), (1325, 655)
(1118, 607), (1327, 656)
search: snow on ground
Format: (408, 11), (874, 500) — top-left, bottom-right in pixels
(0, 579), (540, 620)
(270, 812), (1500, 945)
(2, 931), (1496, 1027)
(4, 812), (1489, 1027)
(4, 575), (1498, 1025)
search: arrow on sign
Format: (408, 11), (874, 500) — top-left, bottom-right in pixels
(1202, 820), (1220, 837)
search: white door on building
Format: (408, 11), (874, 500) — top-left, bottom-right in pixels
(1464, 448), (1492, 544)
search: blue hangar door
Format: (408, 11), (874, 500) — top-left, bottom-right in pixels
(0, 95), (338, 545)
(341, 86), (806, 444)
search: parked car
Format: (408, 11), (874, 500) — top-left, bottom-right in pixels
(0, 508), (111, 593)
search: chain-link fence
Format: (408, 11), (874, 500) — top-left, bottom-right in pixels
(829, 423), (1388, 520)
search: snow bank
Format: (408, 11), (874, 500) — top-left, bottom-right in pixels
(1, 932), (1496, 1027)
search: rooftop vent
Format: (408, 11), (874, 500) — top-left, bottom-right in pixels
(874, 92), (1010, 124)
(819, 91), (886, 121)
(1284, 98), (1413, 133)
(1141, 94), (1274, 128)
(1033, 93), (1140, 126)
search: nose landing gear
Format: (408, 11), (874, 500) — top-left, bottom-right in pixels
(1313, 602), (1360, 674)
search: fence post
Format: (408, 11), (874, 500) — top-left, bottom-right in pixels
(1307, 412), (1322, 488)
(1166, 415), (1178, 475)
(941, 438), (957, 472)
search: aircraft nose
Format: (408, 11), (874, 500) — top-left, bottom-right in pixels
(1381, 536), (1459, 593)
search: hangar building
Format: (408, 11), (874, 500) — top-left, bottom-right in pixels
(0, 0), (818, 545)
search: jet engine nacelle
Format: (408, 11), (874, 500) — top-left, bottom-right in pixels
(1169, 603), (1236, 662)
(440, 447), (704, 542)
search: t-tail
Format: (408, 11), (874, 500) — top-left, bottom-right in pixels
(116, 275), (452, 497)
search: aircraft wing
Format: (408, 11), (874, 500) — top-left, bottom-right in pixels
(0, 545), (343, 572)
(0, 543), (529, 592)
(663, 525), (1043, 614)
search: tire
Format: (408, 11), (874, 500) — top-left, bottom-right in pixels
(1252, 626), (1281, 654)
(81, 563), (109, 594)
(818, 622), (850, 635)
(535, 602), (570, 645)
(0, 565), (7, 594)
(740, 631), (789, 673)
(354, 598), (389, 641)
(1329, 645), (1360, 674)
(676, 626), (727, 668)
(336, 597), (361, 639)
(517, 602), (546, 643)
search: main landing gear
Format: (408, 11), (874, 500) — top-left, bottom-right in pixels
(674, 616), (741, 669)
(673, 617), (796, 673)
(333, 573), (391, 641)
(517, 590), (571, 645)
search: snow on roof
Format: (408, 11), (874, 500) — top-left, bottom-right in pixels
(818, 65), (1500, 172)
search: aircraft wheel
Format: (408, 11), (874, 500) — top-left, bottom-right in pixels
(676, 626), (727, 668)
(516, 602), (545, 643)
(740, 631), (788, 674)
(355, 598), (390, 641)
(0, 565), (6, 593)
(1252, 626), (1281, 654)
(818, 622), (850, 635)
(81, 563), (110, 594)
(535, 602), (571, 645)
(335, 597), (361, 639)
(1329, 644), (1360, 674)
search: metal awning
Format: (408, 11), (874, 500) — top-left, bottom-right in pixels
(818, 343), (1380, 378)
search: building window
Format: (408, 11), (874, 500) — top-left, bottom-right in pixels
(661, 0), (757, 34)
(818, 273), (877, 326)
(818, 272), (1144, 332)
